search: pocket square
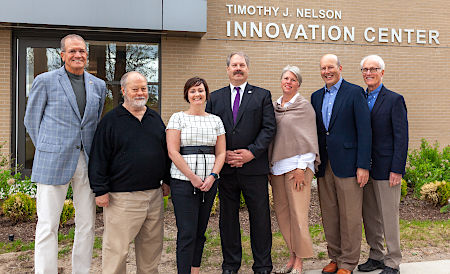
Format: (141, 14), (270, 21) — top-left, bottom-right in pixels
(248, 90), (252, 94)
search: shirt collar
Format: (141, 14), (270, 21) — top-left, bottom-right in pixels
(230, 82), (247, 92)
(366, 83), (383, 97)
(117, 104), (150, 117)
(276, 93), (299, 106)
(324, 77), (343, 93)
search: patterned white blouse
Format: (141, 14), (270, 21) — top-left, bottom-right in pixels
(167, 111), (225, 181)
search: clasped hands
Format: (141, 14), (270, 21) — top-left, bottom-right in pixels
(189, 174), (216, 192)
(226, 149), (255, 168)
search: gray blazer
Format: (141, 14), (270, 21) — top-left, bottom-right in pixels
(24, 66), (106, 185)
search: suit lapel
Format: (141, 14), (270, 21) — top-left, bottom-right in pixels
(371, 85), (386, 116)
(82, 72), (94, 124)
(328, 80), (347, 130)
(234, 84), (253, 127)
(222, 86), (234, 128)
(58, 67), (82, 121)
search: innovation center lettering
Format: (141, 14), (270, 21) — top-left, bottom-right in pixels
(225, 4), (440, 45)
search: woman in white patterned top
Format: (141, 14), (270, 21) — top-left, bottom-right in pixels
(166, 77), (226, 274)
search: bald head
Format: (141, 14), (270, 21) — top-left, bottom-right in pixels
(120, 71), (147, 89)
(320, 54), (343, 88)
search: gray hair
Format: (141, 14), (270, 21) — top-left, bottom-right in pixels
(281, 65), (302, 85)
(360, 54), (385, 70)
(226, 52), (250, 67)
(60, 34), (86, 52)
(120, 71), (147, 89)
(320, 54), (341, 67)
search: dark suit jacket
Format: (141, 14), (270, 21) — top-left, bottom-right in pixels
(311, 79), (372, 178)
(370, 85), (408, 180)
(206, 83), (276, 175)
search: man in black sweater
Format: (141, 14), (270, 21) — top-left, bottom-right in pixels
(89, 71), (170, 273)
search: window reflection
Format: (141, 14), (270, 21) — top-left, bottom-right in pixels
(24, 41), (160, 169)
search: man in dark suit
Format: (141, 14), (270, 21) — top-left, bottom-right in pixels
(357, 55), (408, 274)
(310, 54), (372, 274)
(206, 52), (276, 274)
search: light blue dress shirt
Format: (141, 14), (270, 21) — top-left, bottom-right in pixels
(365, 83), (382, 112)
(321, 77), (343, 130)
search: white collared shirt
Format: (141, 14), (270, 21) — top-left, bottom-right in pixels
(271, 94), (316, 175)
(230, 82), (247, 109)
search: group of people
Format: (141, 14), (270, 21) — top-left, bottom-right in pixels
(24, 33), (408, 274)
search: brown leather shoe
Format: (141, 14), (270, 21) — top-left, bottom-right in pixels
(336, 269), (353, 274)
(322, 261), (338, 274)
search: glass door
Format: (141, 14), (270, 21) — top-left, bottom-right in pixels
(13, 34), (160, 176)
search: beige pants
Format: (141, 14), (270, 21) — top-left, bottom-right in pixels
(363, 177), (402, 269)
(102, 189), (163, 274)
(318, 162), (363, 271)
(271, 168), (314, 258)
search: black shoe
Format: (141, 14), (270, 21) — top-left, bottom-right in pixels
(380, 266), (399, 274)
(254, 271), (271, 274)
(223, 270), (238, 274)
(357, 258), (385, 272)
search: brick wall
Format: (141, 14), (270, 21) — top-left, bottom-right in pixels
(0, 29), (11, 155)
(161, 0), (450, 149)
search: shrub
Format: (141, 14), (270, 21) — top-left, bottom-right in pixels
(2, 192), (36, 223)
(420, 181), (449, 207)
(60, 199), (75, 226)
(401, 179), (407, 201)
(404, 139), (450, 197)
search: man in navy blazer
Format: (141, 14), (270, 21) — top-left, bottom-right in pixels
(206, 52), (276, 274)
(310, 54), (372, 274)
(24, 34), (106, 274)
(357, 55), (408, 274)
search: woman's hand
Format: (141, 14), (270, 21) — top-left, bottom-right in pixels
(190, 175), (204, 188)
(200, 175), (216, 192)
(289, 168), (306, 191)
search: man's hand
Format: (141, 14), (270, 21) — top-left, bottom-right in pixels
(389, 172), (402, 187)
(356, 168), (369, 187)
(96, 193), (109, 207)
(227, 150), (243, 167)
(289, 168), (306, 191)
(162, 183), (170, 196)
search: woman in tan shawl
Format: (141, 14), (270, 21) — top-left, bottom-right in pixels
(270, 65), (320, 274)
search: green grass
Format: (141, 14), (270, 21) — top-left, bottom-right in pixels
(93, 236), (102, 249)
(0, 240), (34, 254)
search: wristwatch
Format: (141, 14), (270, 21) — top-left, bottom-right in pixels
(210, 172), (219, 179)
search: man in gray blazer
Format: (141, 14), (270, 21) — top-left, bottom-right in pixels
(24, 34), (106, 274)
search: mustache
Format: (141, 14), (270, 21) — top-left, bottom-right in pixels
(233, 71), (244, 75)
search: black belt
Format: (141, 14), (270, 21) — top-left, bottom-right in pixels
(180, 146), (215, 155)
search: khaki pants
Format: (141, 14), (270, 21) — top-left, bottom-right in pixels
(363, 177), (402, 269)
(102, 189), (163, 274)
(318, 162), (363, 271)
(271, 169), (314, 258)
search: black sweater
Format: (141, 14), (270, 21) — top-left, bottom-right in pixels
(88, 104), (171, 196)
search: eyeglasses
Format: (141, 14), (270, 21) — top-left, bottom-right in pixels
(361, 67), (381, 73)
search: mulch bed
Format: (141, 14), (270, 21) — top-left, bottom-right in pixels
(0, 188), (448, 244)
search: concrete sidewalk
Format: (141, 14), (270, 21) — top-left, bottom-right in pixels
(304, 259), (450, 274)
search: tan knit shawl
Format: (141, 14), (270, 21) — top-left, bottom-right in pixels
(269, 94), (321, 171)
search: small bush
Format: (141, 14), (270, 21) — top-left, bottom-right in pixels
(401, 179), (407, 201)
(404, 139), (450, 197)
(440, 204), (450, 214)
(2, 193), (36, 222)
(60, 199), (75, 227)
(420, 181), (449, 206)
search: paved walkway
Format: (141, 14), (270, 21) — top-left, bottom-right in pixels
(304, 259), (450, 274)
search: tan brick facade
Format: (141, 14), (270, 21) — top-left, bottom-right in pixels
(161, 0), (450, 149)
(0, 0), (449, 166)
(0, 29), (11, 155)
